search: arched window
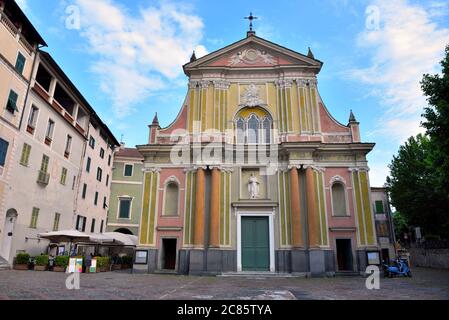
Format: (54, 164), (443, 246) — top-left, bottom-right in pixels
(247, 114), (260, 144)
(236, 118), (245, 144)
(164, 182), (179, 216)
(262, 117), (272, 144)
(332, 183), (347, 216)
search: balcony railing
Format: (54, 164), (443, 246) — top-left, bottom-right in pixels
(37, 170), (50, 185)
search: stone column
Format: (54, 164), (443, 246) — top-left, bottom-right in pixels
(193, 167), (206, 248)
(306, 166), (319, 248)
(209, 167), (221, 248)
(290, 166), (303, 248)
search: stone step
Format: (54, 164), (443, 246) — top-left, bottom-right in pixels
(219, 272), (295, 278)
(0, 255), (10, 270)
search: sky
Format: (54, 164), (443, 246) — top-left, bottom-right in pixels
(16, 0), (449, 187)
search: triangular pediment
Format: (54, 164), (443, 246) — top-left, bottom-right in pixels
(184, 35), (322, 73)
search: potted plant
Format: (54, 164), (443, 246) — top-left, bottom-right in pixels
(96, 256), (110, 272)
(121, 255), (133, 269)
(14, 253), (30, 270)
(54, 256), (69, 272)
(111, 256), (123, 271)
(34, 254), (49, 271)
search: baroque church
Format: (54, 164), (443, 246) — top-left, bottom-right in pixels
(133, 27), (378, 276)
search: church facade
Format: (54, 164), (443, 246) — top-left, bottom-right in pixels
(133, 31), (378, 276)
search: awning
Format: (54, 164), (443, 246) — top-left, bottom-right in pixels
(38, 230), (91, 243)
(38, 230), (137, 246)
(103, 232), (138, 246)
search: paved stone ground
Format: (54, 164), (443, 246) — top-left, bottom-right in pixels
(0, 267), (448, 300)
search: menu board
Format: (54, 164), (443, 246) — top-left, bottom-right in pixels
(89, 259), (97, 273)
(68, 258), (83, 273)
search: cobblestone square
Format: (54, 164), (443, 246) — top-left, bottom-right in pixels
(0, 267), (448, 300)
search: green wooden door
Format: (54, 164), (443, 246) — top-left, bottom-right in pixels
(241, 217), (270, 271)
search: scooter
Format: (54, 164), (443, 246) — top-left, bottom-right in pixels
(383, 259), (412, 278)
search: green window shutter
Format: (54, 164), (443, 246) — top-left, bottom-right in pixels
(30, 207), (39, 228)
(124, 164), (133, 177)
(375, 201), (384, 214)
(53, 213), (60, 231)
(0, 138), (9, 167)
(20, 143), (31, 166)
(6, 90), (19, 113)
(15, 52), (26, 74)
(119, 199), (131, 219)
(60, 168), (67, 185)
(41, 155), (49, 173)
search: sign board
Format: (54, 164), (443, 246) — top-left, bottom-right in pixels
(75, 258), (83, 273)
(89, 259), (97, 273)
(367, 251), (381, 265)
(68, 258), (77, 273)
(135, 250), (148, 265)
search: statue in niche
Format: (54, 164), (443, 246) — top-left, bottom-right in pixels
(248, 173), (260, 199)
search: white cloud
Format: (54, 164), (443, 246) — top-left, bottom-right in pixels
(73, 0), (207, 118)
(348, 0), (449, 186)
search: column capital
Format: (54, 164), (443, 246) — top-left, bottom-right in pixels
(143, 167), (161, 173)
(213, 80), (231, 90)
(304, 165), (326, 173)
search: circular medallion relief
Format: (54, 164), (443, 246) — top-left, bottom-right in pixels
(245, 49), (258, 62)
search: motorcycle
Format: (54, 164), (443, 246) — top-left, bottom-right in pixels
(383, 258), (412, 278)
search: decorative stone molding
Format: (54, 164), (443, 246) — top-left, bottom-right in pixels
(228, 49), (276, 66)
(193, 165), (208, 171)
(330, 175), (347, 186)
(143, 167), (162, 173)
(221, 166), (235, 173)
(303, 165), (326, 173)
(188, 80), (200, 89)
(240, 83), (264, 107)
(295, 78), (318, 88)
(348, 167), (370, 173)
(275, 79), (293, 89)
(287, 164), (302, 170)
(213, 80), (231, 90)
(199, 80), (210, 89)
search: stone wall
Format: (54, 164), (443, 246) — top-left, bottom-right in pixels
(409, 248), (449, 269)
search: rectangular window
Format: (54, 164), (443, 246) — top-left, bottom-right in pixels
(27, 105), (39, 130)
(45, 119), (55, 144)
(96, 167), (102, 182)
(89, 136), (95, 149)
(64, 135), (72, 158)
(20, 143), (31, 166)
(108, 155), (112, 166)
(100, 220), (104, 233)
(86, 157), (91, 172)
(15, 52), (26, 74)
(119, 199), (132, 219)
(124, 164), (133, 177)
(53, 213), (61, 231)
(30, 207), (39, 229)
(72, 176), (76, 190)
(94, 192), (99, 206)
(91, 219), (96, 233)
(106, 174), (109, 187)
(375, 201), (385, 214)
(103, 196), (107, 210)
(0, 138), (8, 167)
(82, 183), (87, 199)
(40, 155), (50, 173)
(100, 148), (105, 159)
(76, 215), (86, 232)
(6, 90), (19, 114)
(60, 167), (68, 185)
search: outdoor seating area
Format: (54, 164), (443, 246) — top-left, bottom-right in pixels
(11, 230), (137, 273)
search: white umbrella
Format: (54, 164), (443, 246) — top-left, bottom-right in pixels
(103, 232), (138, 246)
(38, 230), (90, 243)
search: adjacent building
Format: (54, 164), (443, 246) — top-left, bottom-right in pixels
(106, 145), (144, 236)
(0, 0), (46, 262)
(134, 31), (379, 276)
(0, 1), (119, 264)
(371, 187), (396, 263)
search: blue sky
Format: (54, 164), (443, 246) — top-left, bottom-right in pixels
(17, 0), (449, 186)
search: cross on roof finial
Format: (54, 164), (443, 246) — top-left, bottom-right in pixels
(244, 12), (258, 33)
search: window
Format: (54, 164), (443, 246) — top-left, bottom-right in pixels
(119, 198), (132, 219)
(60, 167), (68, 185)
(91, 219), (96, 233)
(234, 112), (272, 144)
(6, 90), (19, 114)
(40, 155), (50, 173)
(332, 183), (348, 216)
(15, 52), (26, 74)
(38, 155), (50, 185)
(82, 183), (87, 199)
(27, 105), (39, 131)
(45, 119), (55, 144)
(108, 155), (112, 166)
(20, 143), (31, 166)
(164, 182), (179, 216)
(72, 176), (76, 190)
(76, 215), (86, 232)
(236, 118), (245, 144)
(94, 192), (99, 206)
(100, 220), (104, 233)
(124, 164), (133, 177)
(89, 136), (95, 149)
(96, 167), (103, 182)
(262, 117), (272, 144)
(103, 196), (108, 210)
(0, 138), (9, 167)
(375, 201), (385, 214)
(247, 114), (260, 144)
(30, 207), (39, 229)
(106, 174), (109, 187)
(86, 157), (91, 172)
(64, 135), (72, 158)
(53, 213), (61, 231)
(100, 148), (105, 159)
